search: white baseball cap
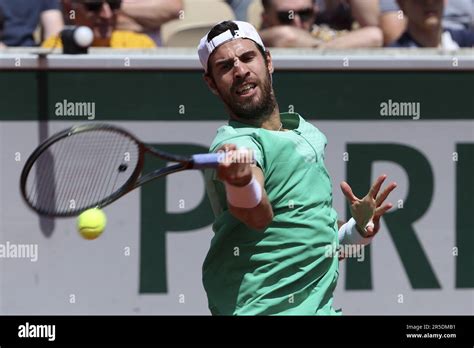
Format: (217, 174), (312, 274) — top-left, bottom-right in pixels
(197, 20), (266, 72)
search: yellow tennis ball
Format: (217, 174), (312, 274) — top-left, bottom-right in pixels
(77, 208), (107, 240)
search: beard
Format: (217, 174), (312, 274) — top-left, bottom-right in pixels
(218, 69), (276, 122)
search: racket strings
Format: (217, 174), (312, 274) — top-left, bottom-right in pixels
(56, 135), (82, 213)
(25, 130), (140, 215)
(31, 149), (57, 214)
(65, 134), (105, 214)
(98, 135), (131, 205)
(49, 133), (96, 214)
(87, 132), (125, 209)
(72, 132), (118, 211)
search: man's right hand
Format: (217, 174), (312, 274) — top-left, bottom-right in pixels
(216, 144), (253, 187)
(214, 143), (273, 231)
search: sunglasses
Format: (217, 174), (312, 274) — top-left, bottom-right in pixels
(277, 8), (314, 24)
(82, 0), (122, 12)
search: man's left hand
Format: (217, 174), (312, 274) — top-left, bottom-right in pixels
(340, 174), (397, 238)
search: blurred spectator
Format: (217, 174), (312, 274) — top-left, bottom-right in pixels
(443, 0), (473, 30)
(0, 5), (4, 47)
(43, 0), (156, 48)
(116, 0), (182, 46)
(315, 0), (380, 29)
(0, 0), (64, 46)
(226, 0), (253, 21)
(380, 0), (474, 45)
(390, 0), (474, 48)
(379, 0), (406, 45)
(259, 0), (383, 48)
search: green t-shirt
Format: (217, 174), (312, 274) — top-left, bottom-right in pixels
(203, 112), (340, 315)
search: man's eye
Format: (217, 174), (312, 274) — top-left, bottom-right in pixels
(220, 62), (232, 71)
(242, 55), (254, 62)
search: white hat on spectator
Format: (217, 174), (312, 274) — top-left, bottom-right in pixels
(198, 21), (266, 72)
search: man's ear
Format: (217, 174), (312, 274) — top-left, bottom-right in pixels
(266, 51), (274, 74)
(203, 73), (219, 96)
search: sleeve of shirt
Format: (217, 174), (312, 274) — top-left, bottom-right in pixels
(448, 28), (474, 47)
(379, 0), (399, 13)
(42, 0), (61, 12)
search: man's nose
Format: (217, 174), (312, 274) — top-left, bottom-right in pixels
(233, 60), (249, 79)
(100, 2), (113, 19)
(293, 14), (303, 28)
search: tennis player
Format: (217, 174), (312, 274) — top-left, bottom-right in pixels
(199, 20), (397, 315)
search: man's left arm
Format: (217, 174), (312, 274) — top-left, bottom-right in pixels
(119, 0), (183, 29)
(319, 27), (384, 48)
(337, 174), (397, 259)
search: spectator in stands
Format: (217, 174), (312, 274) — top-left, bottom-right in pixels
(116, 0), (183, 46)
(0, 0), (64, 47)
(226, 0), (253, 21)
(43, 0), (157, 48)
(380, 0), (474, 45)
(389, 0), (474, 48)
(443, 0), (474, 30)
(379, 0), (406, 45)
(0, 5), (5, 48)
(259, 0), (383, 48)
(315, 0), (380, 29)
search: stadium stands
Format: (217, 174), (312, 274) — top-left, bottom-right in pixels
(161, 0), (235, 47)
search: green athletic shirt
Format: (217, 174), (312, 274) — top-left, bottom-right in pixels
(203, 112), (341, 315)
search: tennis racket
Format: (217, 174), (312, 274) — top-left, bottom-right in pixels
(20, 123), (231, 217)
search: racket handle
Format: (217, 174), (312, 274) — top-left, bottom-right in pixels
(192, 149), (255, 169)
(191, 153), (224, 168)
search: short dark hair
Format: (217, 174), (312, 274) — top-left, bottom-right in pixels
(0, 6), (4, 33)
(261, 0), (272, 11)
(207, 20), (240, 42)
(206, 20), (268, 76)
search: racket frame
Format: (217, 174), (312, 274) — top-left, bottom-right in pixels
(20, 123), (195, 217)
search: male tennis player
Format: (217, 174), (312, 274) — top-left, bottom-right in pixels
(199, 20), (397, 315)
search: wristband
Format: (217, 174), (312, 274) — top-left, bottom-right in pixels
(338, 218), (373, 246)
(224, 176), (262, 209)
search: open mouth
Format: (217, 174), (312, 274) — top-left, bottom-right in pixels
(236, 83), (257, 96)
(424, 9), (439, 16)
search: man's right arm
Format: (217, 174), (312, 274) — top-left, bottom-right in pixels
(226, 166), (273, 230)
(216, 144), (273, 231)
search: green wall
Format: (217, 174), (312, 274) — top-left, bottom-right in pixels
(1, 70), (472, 120)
